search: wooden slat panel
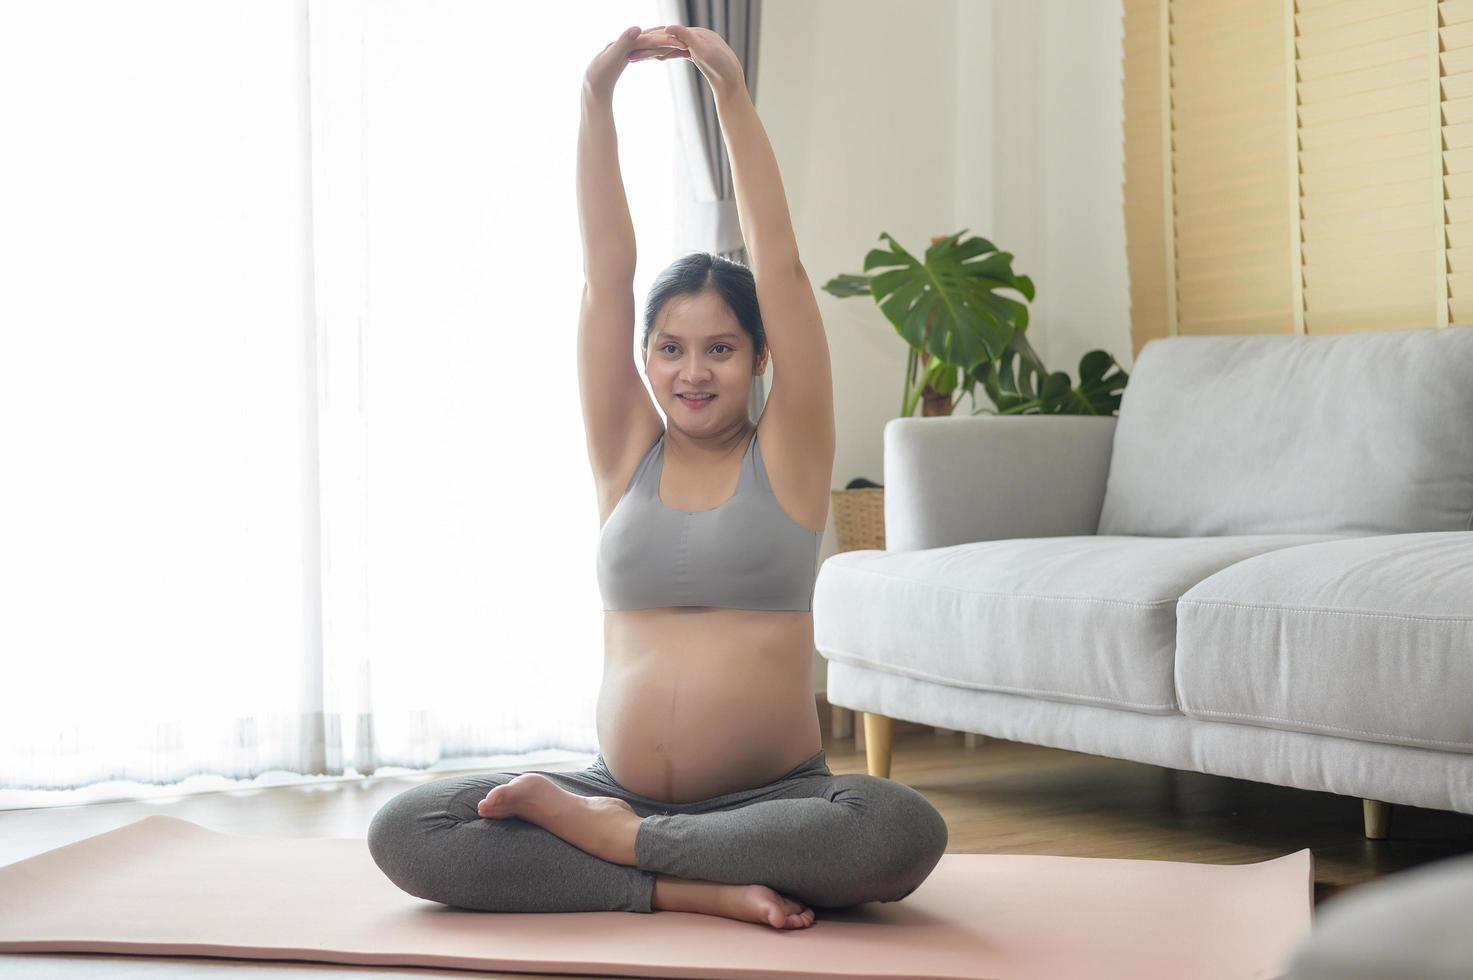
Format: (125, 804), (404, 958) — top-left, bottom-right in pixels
(1437, 142), (1473, 170)
(1451, 8), (1470, 337)
(1445, 119), (1473, 147)
(1445, 270), (1473, 294)
(1306, 302), (1441, 332)
(1302, 249), (1437, 278)
(1176, 311), (1294, 334)
(1175, 110), (1289, 143)
(1298, 1), (1437, 329)
(1298, 56), (1430, 104)
(1171, 75), (1287, 114)
(1449, 199), (1473, 223)
(1300, 141), (1435, 179)
(1297, 14), (1424, 64)
(1123, 0), (1170, 354)
(1443, 0), (1473, 27)
(1300, 148), (1435, 192)
(1170, 6), (1281, 44)
(1444, 243), (1473, 270)
(1441, 94), (1473, 127)
(1445, 171), (1473, 198)
(1175, 243), (1287, 282)
(1170, 39), (1285, 82)
(1441, 46), (1473, 77)
(1297, 79), (1426, 128)
(1120, 2), (1473, 342)
(1303, 200), (1438, 238)
(1304, 272), (1439, 306)
(1176, 144), (1288, 180)
(1301, 175), (1436, 217)
(1299, 104), (1430, 150)
(1298, 0), (1387, 12)
(1300, 0), (1423, 29)
(1176, 208), (1288, 253)
(1174, 188), (1283, 218)
(1442, 70), (1473, 100)
(1301, 225), (1434, 261)
(1177, 283), (1295, 323)
(1305, 23), (1426, 60)
(1442, 18), (1473, 49)
(1173, 197), (1287, 237)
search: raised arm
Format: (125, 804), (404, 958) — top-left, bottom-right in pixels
(578, 26), (689, 283)
(664, 24), (799, 280)
(577, 27), (685, 510)
(578, 28), (641, 285)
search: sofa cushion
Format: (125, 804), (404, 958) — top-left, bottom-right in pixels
(1176, 532), (1473, 754)
(813, 534), (1344, 715)
(1096, 326), (1473, 537)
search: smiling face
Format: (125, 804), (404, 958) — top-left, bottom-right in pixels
(644, 288), (768, 433)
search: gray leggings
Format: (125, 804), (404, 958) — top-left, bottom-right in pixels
(366, 747), (949, 914)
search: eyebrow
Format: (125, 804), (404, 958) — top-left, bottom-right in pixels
(655, 332), (741, 342)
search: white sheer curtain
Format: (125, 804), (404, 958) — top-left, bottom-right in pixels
(0, 0), (675, 806)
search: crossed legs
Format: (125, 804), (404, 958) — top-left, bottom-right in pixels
(366, 757), (948, 922)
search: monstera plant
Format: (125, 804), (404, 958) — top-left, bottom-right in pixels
(822, 230), (1128, 418)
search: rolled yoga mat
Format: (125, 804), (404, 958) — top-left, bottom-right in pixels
(0, 815), (1313, 980)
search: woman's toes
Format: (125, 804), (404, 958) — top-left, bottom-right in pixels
(775, 893), (814, 928)
(765, 890), (813, 931)
(792, 903), (815, 926)
(477, 773), (552, 819)
(476, 784), (512, 818)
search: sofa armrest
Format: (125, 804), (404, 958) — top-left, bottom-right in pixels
(882, 415), (1117, 552)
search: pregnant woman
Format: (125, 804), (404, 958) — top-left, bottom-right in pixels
(367, 23), (948, 930)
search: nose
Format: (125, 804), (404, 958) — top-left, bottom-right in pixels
(680, 359), (715, 383)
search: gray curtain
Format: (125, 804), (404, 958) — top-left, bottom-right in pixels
(658, 0), (766, 423)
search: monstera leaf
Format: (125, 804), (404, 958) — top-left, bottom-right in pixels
(822, 230), (1128, 417)
(971, 339), (1128, 415)
(858, 230), (1034, 371)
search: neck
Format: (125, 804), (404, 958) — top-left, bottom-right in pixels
(665, 421), (754, 460)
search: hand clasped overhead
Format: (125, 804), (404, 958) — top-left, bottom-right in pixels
(583, 23), (747, 103)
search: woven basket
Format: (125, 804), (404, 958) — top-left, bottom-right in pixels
(830, 487), (885, 552)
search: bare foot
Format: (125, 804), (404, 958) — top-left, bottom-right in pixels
(721, 883), (817, 930)
(654, 875), (816, 930)
(476, 773), (639, 863)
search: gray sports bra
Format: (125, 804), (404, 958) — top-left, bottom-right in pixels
(597, 428), (823, 611)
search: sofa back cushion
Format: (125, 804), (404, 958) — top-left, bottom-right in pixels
(1096, 326), (1473, 536)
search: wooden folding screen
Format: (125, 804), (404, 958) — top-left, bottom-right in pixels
(1122, 0), (1469, 357)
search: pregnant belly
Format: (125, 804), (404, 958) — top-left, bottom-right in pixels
(597, 608), (823, 804)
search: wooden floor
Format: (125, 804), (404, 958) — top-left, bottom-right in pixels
(3, 698), (1472, 978)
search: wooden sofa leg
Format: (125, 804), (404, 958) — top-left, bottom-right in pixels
(1363, 799), (1392, 840)
(863, 712), (893, 779)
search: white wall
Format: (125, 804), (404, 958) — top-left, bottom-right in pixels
(758, 0), (1129, 694)
(980, 0), (1131, 378)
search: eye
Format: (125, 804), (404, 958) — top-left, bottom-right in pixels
(660, 342), (735, 354)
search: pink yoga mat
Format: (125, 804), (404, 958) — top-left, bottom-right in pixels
(0, 815), (1312, 980)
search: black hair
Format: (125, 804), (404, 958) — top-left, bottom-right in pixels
(641, 251), (766, 366)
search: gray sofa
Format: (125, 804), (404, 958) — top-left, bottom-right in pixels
(813, 324), (1473, 839)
